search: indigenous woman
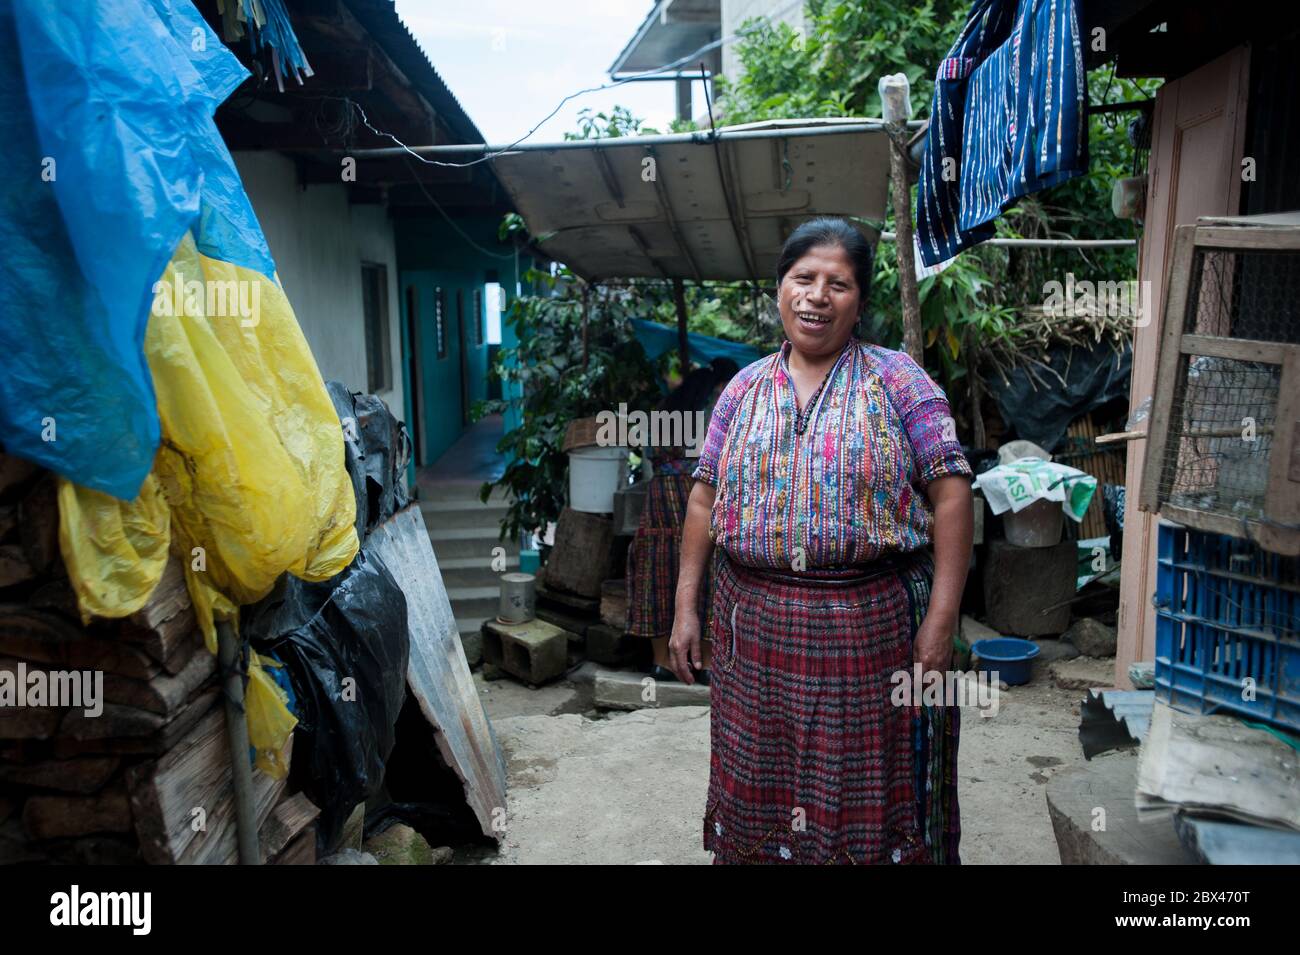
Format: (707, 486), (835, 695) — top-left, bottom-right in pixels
(670, 218), (974, 864)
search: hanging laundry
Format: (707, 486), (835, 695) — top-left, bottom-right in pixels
(915, 0), (1088, 268)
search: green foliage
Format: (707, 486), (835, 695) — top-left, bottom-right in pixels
(566, 105), (658, 140)
(716, 0), (967, 124)
(477, 266), (662, 546)
(718, 0), (1155, 438)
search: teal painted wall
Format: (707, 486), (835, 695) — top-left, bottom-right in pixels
(395, 214), (534, 466)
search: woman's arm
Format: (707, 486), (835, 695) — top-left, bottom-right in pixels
(668, 479), (716, 684)
(914, 475), (974, 674)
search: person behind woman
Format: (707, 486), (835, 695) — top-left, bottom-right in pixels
(671, 217), (974, 864)
(625, 357), (739, 684)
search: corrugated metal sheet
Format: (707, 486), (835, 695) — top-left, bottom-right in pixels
(488, 119), (892, 282)
(1079, 688), (1154, 759)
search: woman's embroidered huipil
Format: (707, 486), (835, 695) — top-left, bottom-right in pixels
(691, 338), (972, 569)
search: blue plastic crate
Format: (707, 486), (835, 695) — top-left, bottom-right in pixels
(1154, 522), (1300, 733)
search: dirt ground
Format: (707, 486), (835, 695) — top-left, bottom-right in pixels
(470, 662), (1090, 865)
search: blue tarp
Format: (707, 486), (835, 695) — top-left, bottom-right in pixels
(0, 0), (274, 499)
(630, 319), (763, 370)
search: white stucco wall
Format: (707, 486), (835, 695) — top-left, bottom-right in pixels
(721, 0), (807, 81)
(232, 151), (405, 419)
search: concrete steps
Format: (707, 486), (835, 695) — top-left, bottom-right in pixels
(421, 482), (517, 644)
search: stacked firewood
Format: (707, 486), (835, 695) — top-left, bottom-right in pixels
(0, 452), (317, 864)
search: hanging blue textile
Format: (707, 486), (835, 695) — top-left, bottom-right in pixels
(915, 0), (1088, 267)
(0, 0), (275, 499)
(630, 319), (762, 370)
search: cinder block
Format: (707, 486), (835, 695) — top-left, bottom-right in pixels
(983, 539), (1076, 635)
(593, 667), (709, 711)
(482, 618), (571, 685)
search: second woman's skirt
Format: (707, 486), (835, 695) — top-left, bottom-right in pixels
(703, 547), (961, 864)
(625, 461), (711, 639)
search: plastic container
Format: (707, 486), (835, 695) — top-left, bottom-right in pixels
(1154, 521), (1300, 733)
(1002, 498), (1064, 547)
(568, 446), (626, 513)
(971, 637), (1041, 686)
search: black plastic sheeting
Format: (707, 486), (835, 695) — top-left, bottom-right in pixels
(984, 341), (1132, 453)
(326, 381), (411, 537)
(244, 548), (410, 852)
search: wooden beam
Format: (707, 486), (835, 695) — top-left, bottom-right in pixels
(672, 278), (691, 367)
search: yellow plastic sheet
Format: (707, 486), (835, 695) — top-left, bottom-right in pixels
(56, 474), (170, 622)
(56, 232), (359, 771)
(246, 650), (298, 779)
(149, 234), (359, 647)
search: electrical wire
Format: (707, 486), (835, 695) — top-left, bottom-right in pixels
(400, 158), (517, 262)
(349, 0), (807, 169)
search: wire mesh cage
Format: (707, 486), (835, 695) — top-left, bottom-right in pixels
(1142, 219), (1300, 556)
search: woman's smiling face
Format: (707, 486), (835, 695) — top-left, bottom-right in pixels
(778, 243), (861, 359)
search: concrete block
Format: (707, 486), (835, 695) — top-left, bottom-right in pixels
(482, 618), (571, 685)
(982, 540), (1076, 635)
(593, 667), (709, 711)
(543, 508), (614, 598)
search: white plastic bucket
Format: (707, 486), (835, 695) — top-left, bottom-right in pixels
(1003, 498), (1064, 548)
(568, 446), (626, 513)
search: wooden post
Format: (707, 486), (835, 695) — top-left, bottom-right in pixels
(217, 620), (261, 865)
(880, 74), (923, 363)
(580, 284), (590, 369)
(672, 277), (690, 370)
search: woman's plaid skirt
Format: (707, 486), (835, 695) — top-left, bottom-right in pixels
(703, 547), (961, 864)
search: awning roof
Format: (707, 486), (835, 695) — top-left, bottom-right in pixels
(487, 118), (895, 282)
(608, 0), (721, 76)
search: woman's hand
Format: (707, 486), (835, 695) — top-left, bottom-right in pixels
(913, 612), (956, 676)
(668, 610), (703, 685)
(668, 480), (716, 686)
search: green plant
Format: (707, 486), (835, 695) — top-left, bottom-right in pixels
(476, 266), (662, 547)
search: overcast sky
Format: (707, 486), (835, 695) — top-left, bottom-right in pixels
(392, 0), (702, 144)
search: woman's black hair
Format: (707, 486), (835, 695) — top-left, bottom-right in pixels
(775, 217), (875, 307)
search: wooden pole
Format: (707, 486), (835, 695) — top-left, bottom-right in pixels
(880, 74), (923, 363)
(580, 284), (590, 369)
(672, 277), (691, 370)
(217, 620), (261, 865)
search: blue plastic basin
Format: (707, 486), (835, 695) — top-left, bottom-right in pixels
(970, 637), (1040, 686)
